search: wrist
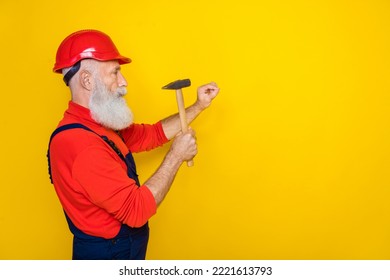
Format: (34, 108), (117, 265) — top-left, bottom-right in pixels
(194, 100), (207, 111)
(165, 149), (184, 167)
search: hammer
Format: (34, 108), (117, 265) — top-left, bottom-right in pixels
(162, 79), (193, 167)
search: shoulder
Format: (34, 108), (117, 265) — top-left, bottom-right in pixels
(50, 125), (103, 155)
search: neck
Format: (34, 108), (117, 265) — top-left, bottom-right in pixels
(71, 87), (91, 108)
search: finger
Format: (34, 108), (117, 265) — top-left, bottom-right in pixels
(187, 127), (196, 137)
(199, 82), (217, 91)
(175, 130), (183, 138)
(204, 87), (217, 94)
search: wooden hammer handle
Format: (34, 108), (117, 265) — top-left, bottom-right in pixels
(176, 89), (194, 167)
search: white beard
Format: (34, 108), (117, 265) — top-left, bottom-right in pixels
(89, 79), (133, 131)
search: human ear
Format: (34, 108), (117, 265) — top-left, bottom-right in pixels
(80, 70), (92, 91)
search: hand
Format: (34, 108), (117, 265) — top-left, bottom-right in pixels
(169, 128), (197, 162)
(196, 82), (220, 110)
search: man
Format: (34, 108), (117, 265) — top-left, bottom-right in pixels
(48, 29), (219, 260)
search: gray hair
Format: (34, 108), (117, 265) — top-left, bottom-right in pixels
(62, 59), (100, 87)
(62, 66), (71, 76)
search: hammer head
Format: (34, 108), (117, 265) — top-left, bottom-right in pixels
(162, 79), (191, 90)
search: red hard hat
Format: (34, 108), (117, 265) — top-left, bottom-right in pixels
(53, 29), (131, 73)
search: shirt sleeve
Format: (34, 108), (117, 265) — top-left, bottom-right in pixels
(72, 144), (157, 228)
(120, 121), (169, 153)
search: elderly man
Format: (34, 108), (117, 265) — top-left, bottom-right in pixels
(48, 30), (219, 260)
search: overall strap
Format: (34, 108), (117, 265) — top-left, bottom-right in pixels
(48, 123), (95, 143)
(47, 123), (139, 186)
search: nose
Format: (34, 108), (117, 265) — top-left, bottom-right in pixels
(117, 71), (128, 87)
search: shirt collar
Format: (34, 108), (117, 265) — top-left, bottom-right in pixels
(66, 101), (102, 128)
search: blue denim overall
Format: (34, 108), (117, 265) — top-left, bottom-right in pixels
(48, 123), (149, 260)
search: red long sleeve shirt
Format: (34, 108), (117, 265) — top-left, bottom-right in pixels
(49, 101), (169, 238)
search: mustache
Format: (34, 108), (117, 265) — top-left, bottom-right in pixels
(116, 87), (127, 97)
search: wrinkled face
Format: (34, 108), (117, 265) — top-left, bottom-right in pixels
(99, 60), (128, 92)
(88, 61), (133, 131)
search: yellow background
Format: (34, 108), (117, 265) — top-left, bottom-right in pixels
(1, 0), (390, 259)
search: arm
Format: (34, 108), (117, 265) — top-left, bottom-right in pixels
(71, 130), (197, 227)
(144, 128), (197, 206)
(161, 82), (220, 140)
(121, 122), (168, 153)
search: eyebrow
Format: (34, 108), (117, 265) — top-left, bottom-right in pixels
(112, 66), (121, 73)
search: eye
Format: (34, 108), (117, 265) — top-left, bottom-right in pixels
(112, 66), (120, 75)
